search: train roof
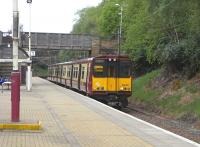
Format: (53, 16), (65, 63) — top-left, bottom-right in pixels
(48, 55), (130, 66)
(95, 55), (129, 59)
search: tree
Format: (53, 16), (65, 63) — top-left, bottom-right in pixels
(70, 0), (200, 77)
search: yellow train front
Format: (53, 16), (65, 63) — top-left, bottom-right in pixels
(89, 55), (132, 107)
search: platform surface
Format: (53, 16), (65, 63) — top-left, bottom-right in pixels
(0, 77), (199, 147)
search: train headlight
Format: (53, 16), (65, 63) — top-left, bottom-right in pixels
(120, 87), (124, 90)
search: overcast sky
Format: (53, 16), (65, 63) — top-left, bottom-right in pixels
(0, 0), (102, 33)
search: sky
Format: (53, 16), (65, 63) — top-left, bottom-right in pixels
(0, 0), (102, 33)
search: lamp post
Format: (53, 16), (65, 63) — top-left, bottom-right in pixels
(26, 0), (32, 91)
(12, 0), (20, 122)
(115, 3), (123, 55)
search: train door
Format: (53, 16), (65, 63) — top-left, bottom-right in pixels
(78, 64), (81, 90)
(70, 65), (73, 87)
(107, 58), (118, 92)
(60, 65), (62, 84)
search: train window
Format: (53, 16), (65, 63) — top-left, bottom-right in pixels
(81, 67), (85, 79)
(54, 68), (55, 75)
(73, 67), (76, 78)
(119, 61), (131, 78)
(73, 66), (79, 79)
(108, 61), (117, 77)
(93, 59), (107, 77)
(53, 68), (55, 76)
(67, 67), (71, 78)
(58, 67), (60, 76)
(63, 68), (66, 77)
(76, 67), (78, 78)
(55, 67), (58, 76)
(69, 67), (72, 77)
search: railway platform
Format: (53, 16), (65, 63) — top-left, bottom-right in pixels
(0, 77), (199, 147)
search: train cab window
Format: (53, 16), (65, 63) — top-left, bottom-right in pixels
(108, 61), (117, 77)
(93, 59), (107, 77)
(119, 61), (131, 77)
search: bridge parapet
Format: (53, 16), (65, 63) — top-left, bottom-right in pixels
(21, 32), (92, 50)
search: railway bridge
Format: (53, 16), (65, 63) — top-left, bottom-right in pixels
(1, 31), (117, 63)
(0, 31), (117, 78)
(21, 32), (94, 55)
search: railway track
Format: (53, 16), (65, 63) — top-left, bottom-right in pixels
(121, 103), (200, 143)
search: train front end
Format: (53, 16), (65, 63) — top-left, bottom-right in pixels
(91, 55), (132, 107)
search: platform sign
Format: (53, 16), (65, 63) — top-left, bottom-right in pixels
(26, 51), (35, 57)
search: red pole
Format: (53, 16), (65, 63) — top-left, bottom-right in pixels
(11, 71), (20, 122)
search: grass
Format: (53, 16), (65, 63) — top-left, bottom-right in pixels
(131, 69), (161, 102)
(129, 69), (200, 120)
(157, 95), (182, 114)
(185, 84), (198, 93)
(182, 97), (200, 116)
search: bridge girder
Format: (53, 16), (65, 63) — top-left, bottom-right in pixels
(21, 32), (92, 51)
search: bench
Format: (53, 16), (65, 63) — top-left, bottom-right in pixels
(1, 81), (11, 93)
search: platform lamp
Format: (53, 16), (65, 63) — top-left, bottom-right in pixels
(26, 0), (32, 91)
(115, 3), (123, 55)
(12, 0), (20, 122)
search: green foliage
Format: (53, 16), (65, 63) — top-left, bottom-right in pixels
(72, 7), (101, 35)
(158, 95), (182, 113)
(185, 84), (198, 94)
(132, 69), (161, 102)
(32, 64), (48, 77)
(130, 69), (200, 118)
(70, 0), (200, 77)
(186, 98), (200, 116)
(57, 50), (76, 62)
(57, 50), (88, 62)
(72, 0), (123, 37)
(99, 1), (119, 36)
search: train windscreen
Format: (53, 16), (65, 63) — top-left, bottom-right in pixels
(93, 59), (131, 78)
(119, 61), (131, 78)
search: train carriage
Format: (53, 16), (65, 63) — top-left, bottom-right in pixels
(48, 55), (132, 107)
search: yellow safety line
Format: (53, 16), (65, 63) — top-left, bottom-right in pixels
(0, 121), (42, 130)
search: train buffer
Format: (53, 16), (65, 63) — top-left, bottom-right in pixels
(0, 77), (199, 147)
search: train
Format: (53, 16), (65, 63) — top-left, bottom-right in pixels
(47, 55), (133, 107)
